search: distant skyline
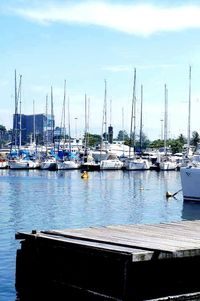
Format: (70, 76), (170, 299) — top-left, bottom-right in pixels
(1, 0), (200, 140)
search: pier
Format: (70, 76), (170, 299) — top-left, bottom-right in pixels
(15, 220), (200, 300)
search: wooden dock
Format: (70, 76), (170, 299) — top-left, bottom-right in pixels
(15, 220), (200, 300)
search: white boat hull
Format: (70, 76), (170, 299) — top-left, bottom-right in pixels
(57, 161), (80, 170)
(9, 160), (40, 169)
(180, 166), (200, 201)
(124, 159), (150, 170)
(159, 161), (177, 171)
(40, 158), (57, 170)
(100, 159), (123, 170)
(0, 160), (8, 169)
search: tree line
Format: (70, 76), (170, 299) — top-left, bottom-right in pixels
(1, 123), (200, 154)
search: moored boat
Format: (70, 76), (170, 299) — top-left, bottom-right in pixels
(40, 157), (57, 171)
(100, 158), (123, 170)
(57, 160), (80, 170)
(180, 165), (200, 201)
(0, 159), (9, 169)
(8, 158), (40, 169)
(124, 157), (150, 171)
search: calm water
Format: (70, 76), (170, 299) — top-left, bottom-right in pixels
(0, 168), (200, 301)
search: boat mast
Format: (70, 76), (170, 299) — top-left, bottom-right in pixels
(45, 94), (48, 155)
(63, 80), (66, 145)
(84, 93), (87, 148)
(164, 84), (168, 155)
(187, 65), (192, 157)
(101, 79), (108, 148)
(14, 69), (18, 149)
(18, 75), (22, 149)
(87, 97), (90, 146)
(104, 79), (107, 142)
(122, 107), (125, 156)
(51, 86), (55, 147)
(129, 68), (136, 158)
(68, 96), (71, 152)
(139, 84), (143, 155)
(33, 100), (36, 144)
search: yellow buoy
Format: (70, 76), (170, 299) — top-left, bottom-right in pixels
(81, 171), (89, 179)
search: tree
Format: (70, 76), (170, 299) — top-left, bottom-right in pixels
(168, 139), (184, 154)
(191, 131), (200, 147)
(177, 134), (187, 145)
(117, 130), (129, 141)
(0, 125), (7, 147)
(149, 139), (164, 149)
(84, 133), (102, 147)
(135, 132), (150, 152)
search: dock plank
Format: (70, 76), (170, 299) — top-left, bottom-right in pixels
(42, 220), (200, 256)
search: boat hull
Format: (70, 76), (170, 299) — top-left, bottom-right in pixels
(9, 160), (40, 169)
(40, 162), (57, 171)
(80, 163), (100, 171)
(180, 166), (200, 201)
(0, 160), (8, 169)
(100, 160), (123, 170)
(124, 159), (150, 171)
(159, 161), (177, 171)
(57, 161), (80, 170)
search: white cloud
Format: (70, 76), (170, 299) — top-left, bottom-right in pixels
(10, 1), (200, 36)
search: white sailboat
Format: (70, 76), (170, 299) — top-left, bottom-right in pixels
(40, 93), (57, 171)
(124, 70), (150, 171)
(98, 80), (123, 170)
(57, 81), (80, 170)
(159, 84), (177, 171)
(8, 72), (40, 170)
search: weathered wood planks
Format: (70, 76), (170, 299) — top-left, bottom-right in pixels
(15, 220), (200, 300)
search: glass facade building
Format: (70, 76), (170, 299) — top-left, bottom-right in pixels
(12, 113), (55, 145)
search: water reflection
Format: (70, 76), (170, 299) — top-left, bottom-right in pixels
(182, 201), (200, 220)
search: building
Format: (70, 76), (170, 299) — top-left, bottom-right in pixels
(12, 113), (55, 146)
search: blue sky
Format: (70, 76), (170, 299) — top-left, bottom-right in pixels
(1, 0), (200, 140)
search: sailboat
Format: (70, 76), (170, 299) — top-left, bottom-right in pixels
(57, 81), (80, 170)
(9, 72), (40, 169)
(124, 70), (150, 171)
(40, 92), (57, 171)
(159, 84), (177, 171)
(99, 80), (123, 170)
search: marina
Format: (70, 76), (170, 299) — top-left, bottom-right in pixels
(2, 1), (200, 300)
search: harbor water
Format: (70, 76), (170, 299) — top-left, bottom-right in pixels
(1, 168), (200, 301)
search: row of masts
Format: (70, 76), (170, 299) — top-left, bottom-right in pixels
(12, 66), (192, 156)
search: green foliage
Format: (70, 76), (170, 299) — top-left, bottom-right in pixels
(168, 139), (183, 154)
(177, 134), (187, 145)
(149, 133), (187, 154)
(149, 139), (164, 149)
(191, 131), (200, 147)
(0, 125), (6, 132)
(117, 130), (129, 141)
(84, 133), (102, 147)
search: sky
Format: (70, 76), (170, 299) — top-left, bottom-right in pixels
(1, 0), (200, 140)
